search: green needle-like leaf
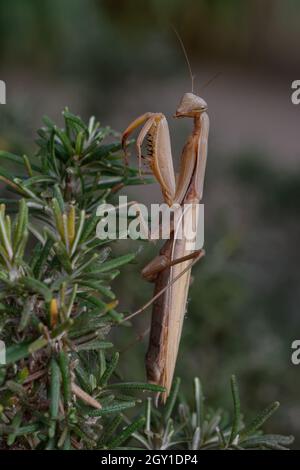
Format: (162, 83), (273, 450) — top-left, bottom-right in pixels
(107, 382), (165, 393)
(240, 401), (280, 439)
(229, 374), (241, 444)
(106, 416), (146, 449)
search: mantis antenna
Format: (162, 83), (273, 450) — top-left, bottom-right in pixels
(172, 26), (221, 94)
(200, 71), (222, 91)
(172, 26), (195, 93)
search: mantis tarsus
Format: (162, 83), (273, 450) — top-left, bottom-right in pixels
(122, 87), (209, 402)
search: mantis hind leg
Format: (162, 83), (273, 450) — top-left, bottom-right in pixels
(142, 246), (204, 282)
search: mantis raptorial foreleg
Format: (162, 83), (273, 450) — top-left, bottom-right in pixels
(123, 113), (176, 206)
(122, 92), (209, 401)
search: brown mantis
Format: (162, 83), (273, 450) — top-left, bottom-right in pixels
(122, 68), (209, 403)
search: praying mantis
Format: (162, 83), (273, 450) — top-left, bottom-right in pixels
(122, 57), (209, 403)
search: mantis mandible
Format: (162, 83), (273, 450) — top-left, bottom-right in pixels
(122, 61), (209, 403)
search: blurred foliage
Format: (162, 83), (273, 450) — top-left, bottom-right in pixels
(232, 154), (300, 215)
(1, 0), (300, 78)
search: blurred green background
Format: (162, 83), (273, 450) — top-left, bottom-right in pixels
(0, 0), (300, 446)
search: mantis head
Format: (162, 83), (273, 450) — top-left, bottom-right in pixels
(174, 93), (208, 118)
